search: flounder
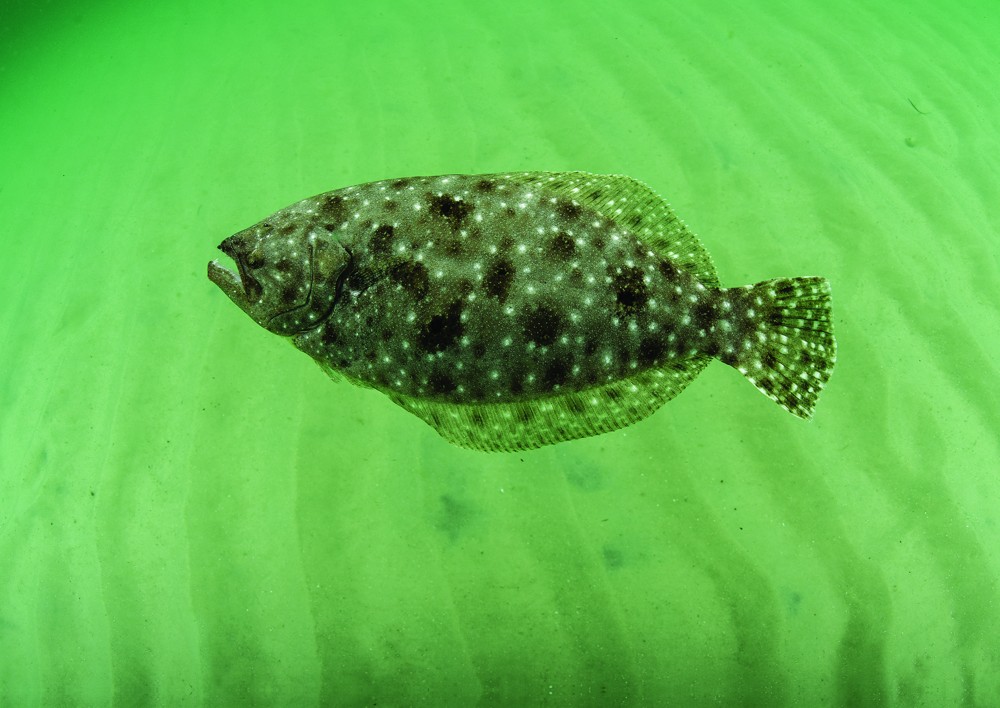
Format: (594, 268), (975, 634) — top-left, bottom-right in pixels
(208, 172), (836, 451)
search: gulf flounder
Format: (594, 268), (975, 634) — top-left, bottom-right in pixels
(208, 172), (836, 451)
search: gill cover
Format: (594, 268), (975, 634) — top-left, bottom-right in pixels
(208, 219), (350, 335)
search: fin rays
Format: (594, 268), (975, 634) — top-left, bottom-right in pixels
(389, 356), (711, 451)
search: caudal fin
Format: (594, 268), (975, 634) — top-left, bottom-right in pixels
(723, 277), (836, 419)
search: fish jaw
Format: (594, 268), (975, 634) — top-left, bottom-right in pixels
(209, 230), (270, 321)
(208, 259), (253, 315)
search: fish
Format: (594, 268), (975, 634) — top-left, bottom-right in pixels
(208, 172), (836, 451)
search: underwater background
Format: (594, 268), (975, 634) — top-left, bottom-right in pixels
(2, 0), (998, 705)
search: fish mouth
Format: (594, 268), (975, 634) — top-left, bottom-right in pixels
(208, 238), (263, 307)
(208, 258), (246, 305)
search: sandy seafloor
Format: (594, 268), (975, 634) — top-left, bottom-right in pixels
(1, 0), (998, 705)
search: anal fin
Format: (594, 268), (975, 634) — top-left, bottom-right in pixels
(389, 355), (711, 452)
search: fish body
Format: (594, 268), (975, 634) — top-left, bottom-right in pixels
(208, 172), (836, 451)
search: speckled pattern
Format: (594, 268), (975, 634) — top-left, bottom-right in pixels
(5, 0), (1000, 704)
(209, 172), (835, 449)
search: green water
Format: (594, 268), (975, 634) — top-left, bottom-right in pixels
(2, 0), (998, 705)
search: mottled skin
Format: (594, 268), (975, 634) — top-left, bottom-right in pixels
(209, 172), (836, 448)
(216, 174), (724, 399)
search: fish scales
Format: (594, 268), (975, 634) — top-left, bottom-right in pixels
(208, 172), (836, 451)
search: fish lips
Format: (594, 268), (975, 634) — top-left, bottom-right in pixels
(208, 237), (263, 309)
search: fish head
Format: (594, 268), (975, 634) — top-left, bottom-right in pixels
(208, 215), (350, 335)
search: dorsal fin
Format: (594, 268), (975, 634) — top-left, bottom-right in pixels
(388, 356), (711, 452)
(509, 172), (719, 287)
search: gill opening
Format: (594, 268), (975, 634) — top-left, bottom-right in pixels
(332, 246), (354, 306)
(264, 243), (352, 333)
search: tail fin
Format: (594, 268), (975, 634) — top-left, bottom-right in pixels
(721, 277), (836, 419)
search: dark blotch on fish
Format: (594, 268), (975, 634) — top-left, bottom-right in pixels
(418, 300), (464, 352)
(521, 304), (563, 347)
(483, 257), (515, 303)
(390, 260), (430, 301)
